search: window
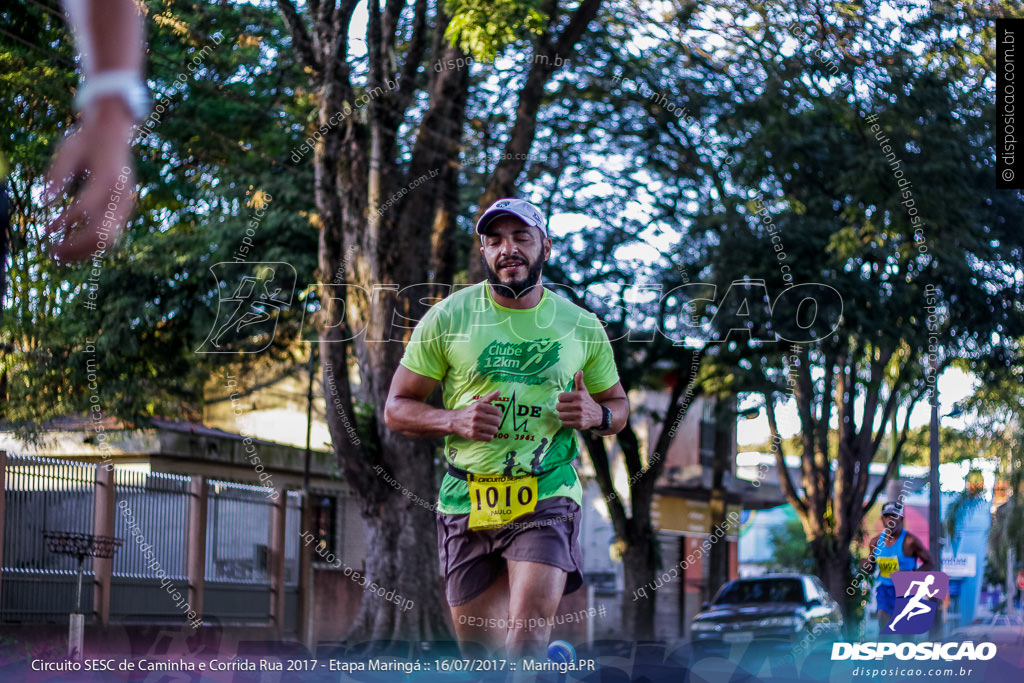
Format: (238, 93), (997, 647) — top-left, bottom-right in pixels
(715, 579), (805, 605)
(810, 577), (830, 602)
(702, 399), (715, 423)
(310, 494), (337, 558)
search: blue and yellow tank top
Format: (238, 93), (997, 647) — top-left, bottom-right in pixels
(874, 528), (917, 587)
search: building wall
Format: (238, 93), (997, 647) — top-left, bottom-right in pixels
(940, 490), (992, 629)
(203, 360), (333, 452)
(619, 391), (708, 485)
(310, 568), (369, 641)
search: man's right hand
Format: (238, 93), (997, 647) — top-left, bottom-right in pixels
(452, 391), (503, 441)
(44, 98), (136, 261)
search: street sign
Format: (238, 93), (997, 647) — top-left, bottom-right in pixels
(940, 551), (976, 577)
(1016, 570), (1024, 590)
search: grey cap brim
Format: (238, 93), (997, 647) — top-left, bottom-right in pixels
(475, 198), (548, 236)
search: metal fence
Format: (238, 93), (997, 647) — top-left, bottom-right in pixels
(1, 455), (98, 621)
(113, 469), (191, 580)
(2, 455), (302, 629)
(206, 479), (274, 584)
(109, 468), (192, 623)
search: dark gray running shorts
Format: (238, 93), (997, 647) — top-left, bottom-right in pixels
(436, 496), (584, 607)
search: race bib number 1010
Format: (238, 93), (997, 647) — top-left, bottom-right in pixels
(468, 475), (537, 530)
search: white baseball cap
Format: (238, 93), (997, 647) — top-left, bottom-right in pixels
(475, 198), (547, 236)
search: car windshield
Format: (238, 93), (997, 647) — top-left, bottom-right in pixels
(714, 579), (805, 605)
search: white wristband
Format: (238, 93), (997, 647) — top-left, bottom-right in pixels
(75, 69), (151, 122)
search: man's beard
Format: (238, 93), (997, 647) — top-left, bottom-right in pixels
(483, 254), (544, 299)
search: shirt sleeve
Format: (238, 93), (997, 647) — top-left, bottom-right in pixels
(398, 303), (449, 381)
(580, 313), (620, 394)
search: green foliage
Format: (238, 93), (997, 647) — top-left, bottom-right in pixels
(444, 0), (547, 61)
(891, 425), (986, 466)
(1, 1), (87, 435)
(0, 0), (316, 431)
(767, 516), (817, 574)
(744, 434), (803, 458)
(515, 0), (1024, 616)
(944, 474), (987, 546)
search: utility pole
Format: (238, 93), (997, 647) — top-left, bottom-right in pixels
(708, 397), (731, 602)
(707, 397), (755, 601)
(1008, 547), (1017, 619)
(928, 355), (943, 638)
(303, 343), (316, 492)
(300, 342), (317, 648)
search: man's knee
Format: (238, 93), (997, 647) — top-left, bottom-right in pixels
(505, 618), (550, 655)
(508, 594), (560, 629)
(505, 611), (552, 639)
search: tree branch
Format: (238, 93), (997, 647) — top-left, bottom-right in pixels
(276, 0), (321, 73)
(864, 384), (927, 514)
(816, 346), (834, 463)
(764, 392), (808, 515)
(794, 344), (821, 520)
(581, 429), (628, 540)
(858, 345), (894, 454)
(842, 340), (857, 442)
(392, 0), (431, 118)
(870, 350), (915, 455)
(816, 346), (835, 505)
(326, 0), (361, 98)
(382, 0), (406, 51)
(619, 415), (644, 479)
(478, 0), (602, 205)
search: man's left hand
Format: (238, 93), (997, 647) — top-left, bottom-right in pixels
(556, 370), (603, 430)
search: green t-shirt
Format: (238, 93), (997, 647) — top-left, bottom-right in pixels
(399, 280), (620, 514)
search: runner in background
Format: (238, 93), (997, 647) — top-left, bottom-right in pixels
(385, 198), (629, 656)
(862, 501), (934, 634)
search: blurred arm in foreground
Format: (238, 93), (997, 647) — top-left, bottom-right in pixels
(45, 0), (147, 262)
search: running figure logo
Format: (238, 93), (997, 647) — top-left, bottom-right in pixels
(887, 571), (948, 634)
(197, 262), (296, 354)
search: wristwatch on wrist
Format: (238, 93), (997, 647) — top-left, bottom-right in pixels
(75, 69), (151, 122)
(594, 404), (612, 432)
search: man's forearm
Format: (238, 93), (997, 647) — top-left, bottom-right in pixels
(592, 397), (629, 436)
(385, 398), (455, 438)
(65, 0), (144, 76)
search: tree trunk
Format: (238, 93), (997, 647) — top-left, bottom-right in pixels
(620, 528), (657, 639)
(707, 398), (733, 600)
(286, 0), (461, 640)
(811, 535), (856, 636)
(278, 0), (603, 643)
(349, 495), (450, 641)
(580, 348), (699, 640)
(314, 116), (455, 642)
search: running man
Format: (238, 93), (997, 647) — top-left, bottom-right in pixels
(861, 501), (934, 633)
(384, 198), (628, 656)
(888, 574), (938, 631)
